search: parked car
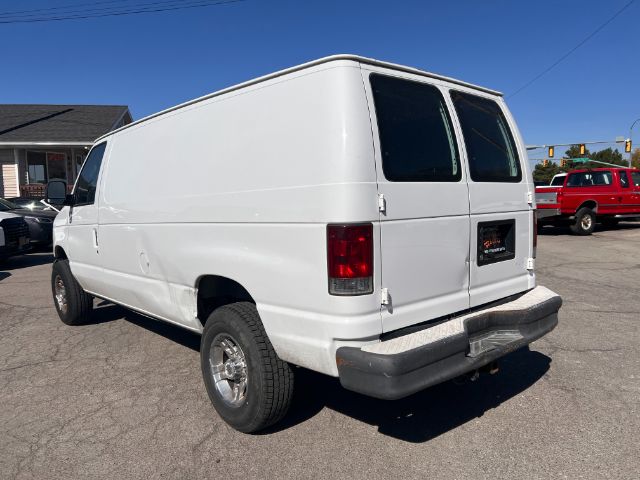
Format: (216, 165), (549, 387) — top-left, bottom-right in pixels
(0, 204), (31, 261)
(46, 55), (562, 433)
(0, 198), (56, 245)
(536, 167), (640, 235)
(7, 197), (54, 211)
(536, 173), (567, 189)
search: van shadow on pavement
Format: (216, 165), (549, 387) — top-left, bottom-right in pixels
(89, 303), (201, 352)
(90, 303), (550, 443)
(270, 347), (550, 442)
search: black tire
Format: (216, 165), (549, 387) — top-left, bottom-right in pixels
(51, 259), (93, 325)
(570, 207), (596, 235)
(601, 217), (619, 228)
(200, 302), (294, 433)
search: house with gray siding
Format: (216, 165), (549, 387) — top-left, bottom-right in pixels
(0, 105), (132, 198)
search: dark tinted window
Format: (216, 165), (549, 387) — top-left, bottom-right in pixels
(619, 171), (630, 188)
(74, 142), (107, 205)
(566, 171), (612, 187)
(551, 175), (566, 186)
(370, 74), (460, 182)
(451, 91), (521, 182)
(631, 171), (640, 187)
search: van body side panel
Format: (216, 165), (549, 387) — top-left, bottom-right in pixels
(97, 62), (381, 376)
(360, 66), (472, 334)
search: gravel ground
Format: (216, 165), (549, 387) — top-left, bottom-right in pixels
(1, 223), (639, 480)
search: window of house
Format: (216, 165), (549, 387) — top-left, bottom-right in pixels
(450, 91), (521, 182)
(26, 151), (68, 184)
(46, 152), (67, 182)
(26, 152), (47, 184)
(74, 143), (107, 205)
(370, 73), (461, 182)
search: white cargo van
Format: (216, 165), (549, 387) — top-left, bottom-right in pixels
(46, 55), (561, 433)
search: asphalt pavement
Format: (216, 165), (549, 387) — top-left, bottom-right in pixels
(1, 224), (639, 480)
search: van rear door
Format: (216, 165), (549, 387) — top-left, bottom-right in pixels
(362, 69), (471, 333)
(449, 91), (534, 307)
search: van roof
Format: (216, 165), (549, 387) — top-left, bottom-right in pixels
(96, 54), (502, 143)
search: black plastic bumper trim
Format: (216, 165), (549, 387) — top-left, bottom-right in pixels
(336, 293), (562, 400)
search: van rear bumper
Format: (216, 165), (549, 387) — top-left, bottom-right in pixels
(335, 286), (561, 400)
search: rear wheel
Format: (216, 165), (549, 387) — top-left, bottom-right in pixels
(200, 302), (294, 433)
(51, 259), (93, 325)
(570, 207), (595, 235)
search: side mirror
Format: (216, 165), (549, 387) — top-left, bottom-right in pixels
(45, 180), (68, 206)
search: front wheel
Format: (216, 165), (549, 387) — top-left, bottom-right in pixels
(51, 259), (93, 325)
(200, 302), (294, 433)
(570, 207), (596, 235)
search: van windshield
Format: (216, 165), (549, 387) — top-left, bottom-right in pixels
(370, 74), (461, 182)
(451, 91), (522, 183)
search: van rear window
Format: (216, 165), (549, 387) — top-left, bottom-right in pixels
(370, 74), (461, 182)
(451, 91), (521, 183)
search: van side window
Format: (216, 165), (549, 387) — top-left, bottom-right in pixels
(619, 171), (630, 188)
(74, 142), (107, 205)
(632, 171), (640, 187)
(370, 74), (461, 182)
(450, 91), (521, 183)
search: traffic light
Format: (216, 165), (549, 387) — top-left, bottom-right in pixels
(625, 139), (632, 153)
(560, 158), (567, 167)
(542, 159), (549, 167)
(548, 146), (554, 158)
(579, 144), (586, 155)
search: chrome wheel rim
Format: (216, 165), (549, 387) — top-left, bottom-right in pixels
(209, 334), (248, 407)
(581, 215), (593, 230)
(54, 275), (68, 314)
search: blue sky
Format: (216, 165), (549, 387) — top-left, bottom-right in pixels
(1, 0), (638, 159)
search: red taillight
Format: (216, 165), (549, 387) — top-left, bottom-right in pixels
(327, 223), (373, 296)
(532, 212), (538, 259)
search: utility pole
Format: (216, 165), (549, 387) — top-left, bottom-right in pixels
(630, 118), (640, 167)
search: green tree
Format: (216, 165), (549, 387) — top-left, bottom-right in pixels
(533, 162), (564, 184)
(561, 146), (625, 169)
(564, 145), (591, 158)
(589, 147), (625, 166)
(631, 148), (640, 169)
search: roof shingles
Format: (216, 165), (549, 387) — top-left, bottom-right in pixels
(0, 104), (130, 143)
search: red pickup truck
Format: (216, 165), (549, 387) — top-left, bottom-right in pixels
(536, 167), (640, 235)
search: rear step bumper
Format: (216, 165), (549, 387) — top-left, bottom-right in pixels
(336, 286), (562, 400)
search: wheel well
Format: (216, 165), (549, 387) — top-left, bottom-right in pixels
(578, 200), (597, 213)
(196, 275), (255, 326)
(54, 246), (68, 260)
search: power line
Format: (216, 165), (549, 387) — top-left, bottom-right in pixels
(0, 1), (135, 18)
(0, 0), (213, 20)
(0, 0), (245, 24)
(508, 0), (636, 98)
